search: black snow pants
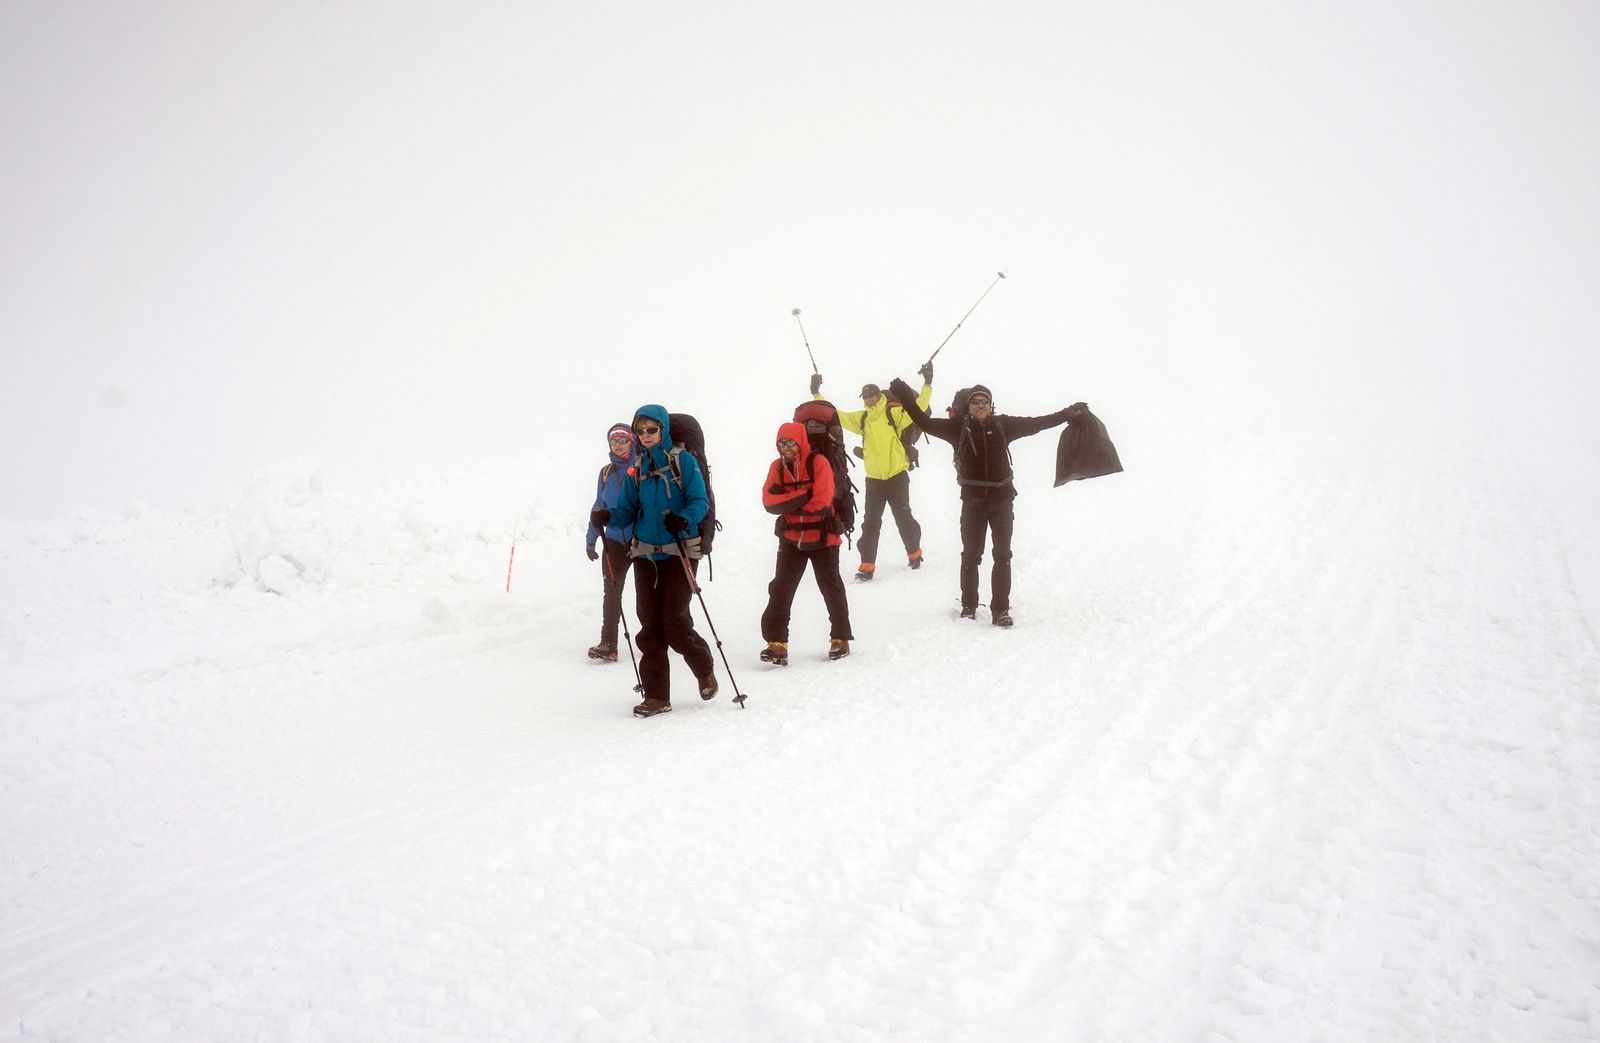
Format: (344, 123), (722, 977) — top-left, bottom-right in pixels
(959, 496), (1015, 616)
(857, 471), (921, 565)
(761, 541), (854, 643)
(598, 537), (631, 646)
(632, 556), (715, 702)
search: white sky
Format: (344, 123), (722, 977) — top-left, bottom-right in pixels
(3, 0), (1598, 521)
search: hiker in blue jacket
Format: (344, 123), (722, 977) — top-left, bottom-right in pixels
(584, 422), (639, 662)
(590, 405), (718, 717)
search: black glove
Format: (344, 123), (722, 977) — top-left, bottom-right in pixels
(590, 508), (611, 529)
(663, 512), (689, 535)
(809, 372), (823, 395)
(586, 545), (599, 561)
(918, 361), (933, 383)
(887, 377), (917, 405)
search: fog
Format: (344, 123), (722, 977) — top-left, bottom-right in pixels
(3, 1), (1597, 522)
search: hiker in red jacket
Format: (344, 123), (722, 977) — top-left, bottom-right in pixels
(759, 420), (854, 665)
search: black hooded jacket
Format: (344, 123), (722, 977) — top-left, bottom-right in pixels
(892, 380), (1072, 501)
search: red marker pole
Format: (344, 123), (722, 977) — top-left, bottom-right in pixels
(504, 518), (520, 592)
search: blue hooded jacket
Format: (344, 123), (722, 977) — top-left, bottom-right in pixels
(586, 422), (638, 551)
(612, 405), (709, 560)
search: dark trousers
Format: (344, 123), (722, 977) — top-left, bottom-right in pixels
(959, 496), (1015, 615)
(761, 542), (854, 643)
(633, 557), (714, 702)
(597, 537), (631, 645)
(858, 471), (921, 564)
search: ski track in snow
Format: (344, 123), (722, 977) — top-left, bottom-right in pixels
(4, 415), (1600, 1040)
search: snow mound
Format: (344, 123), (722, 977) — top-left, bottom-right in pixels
(227, 458), (332, 594)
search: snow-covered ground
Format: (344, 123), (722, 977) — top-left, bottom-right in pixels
(4, 361), (1599, 1040)
(6, 1), (1600, 1039)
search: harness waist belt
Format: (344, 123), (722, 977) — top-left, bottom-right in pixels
(630, 535), (703, 559)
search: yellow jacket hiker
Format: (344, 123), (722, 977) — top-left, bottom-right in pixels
(810, 367), (934, 580)
(825, 382), (933, 479)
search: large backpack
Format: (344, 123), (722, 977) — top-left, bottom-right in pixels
(793, 400), (858, 545)
(663, 412), (720, 557)
(941, 386), (975, 470)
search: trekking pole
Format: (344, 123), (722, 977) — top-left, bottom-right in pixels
(604, 552), (645, 694)
(669, 528), (748, 707)
(926, 270), (1007, 364)
(791, 307), (820, 377)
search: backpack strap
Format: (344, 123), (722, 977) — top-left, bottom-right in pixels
(666, 446), (685, 490)
(956, 417), (1014, 487)
(787, 452), (827, 528)
(635, 449), (679, 492)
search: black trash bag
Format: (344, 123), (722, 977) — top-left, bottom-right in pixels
(1055, 402), (1123, 486)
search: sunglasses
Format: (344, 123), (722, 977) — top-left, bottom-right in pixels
(969, 397), (992, 407)
(608, 436), (633, 446)
(633, 425), (661, 436)
(776, 438), (799, 450)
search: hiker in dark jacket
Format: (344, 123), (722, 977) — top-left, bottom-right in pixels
(889, 378), (1074, 627)
(589, 405), (718, 717)
(759, 420), (854, 665)
(584, 423), (638, 662)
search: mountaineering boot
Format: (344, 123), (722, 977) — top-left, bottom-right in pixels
(854, 562), (875, 582)
(992, 612), (1014, 628)
(587, 642), (618, 662)
(959, 606), (977, 620)
(907, 550), (923, 570)
(760, 642), (789, 666)
(698, 674), (719, 701)
(828, 639), (851, 661)
(633, 698), (672, 718)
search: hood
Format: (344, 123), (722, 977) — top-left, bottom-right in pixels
(632, 404), (672, 464)
(606, 422), (635, 467)
(633, 404), (672, 442)
(775, 420), (812, 457)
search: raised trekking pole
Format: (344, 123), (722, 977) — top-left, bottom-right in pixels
(605, 552), (645, 694)
(926, 270), (1007, 365)
(791, 307), (821, 377)
(669, 527), (748, 708)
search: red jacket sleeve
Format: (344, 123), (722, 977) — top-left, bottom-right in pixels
(763, 458), (809, 515)
(804, 453), (834, 514)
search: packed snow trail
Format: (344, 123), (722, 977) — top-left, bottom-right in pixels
(4, 407), (1600, 1040)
